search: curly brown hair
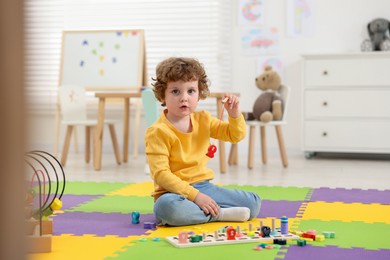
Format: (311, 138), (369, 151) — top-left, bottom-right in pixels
(151, 57), (210, 106)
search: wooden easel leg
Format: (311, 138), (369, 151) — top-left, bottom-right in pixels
(133, 98), (141, 159)
(260, 126), (267, 164)
(94, 98), (105, 170)
(248, 126), (255, 169)
(123, 98), (130, 163)
(275, 125), (288, 167)
(73, 126), (79, 153)
(54, 100), (61, 157)
(85, 126), (91, 163)
(109, 124), (121, 165)
(61, 125), (74, 166)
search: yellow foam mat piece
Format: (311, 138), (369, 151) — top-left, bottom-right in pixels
(301, 202), (390, 224)
(27, 234), (137, 260)
(107, 182), (154, 196)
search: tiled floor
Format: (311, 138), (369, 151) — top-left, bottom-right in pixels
(62, 151), (390, 190)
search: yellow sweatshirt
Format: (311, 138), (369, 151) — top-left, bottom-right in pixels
(145, 110), (246, 202)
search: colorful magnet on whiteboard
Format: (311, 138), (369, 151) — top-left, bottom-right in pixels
(115, 44), (120, 50)
(99, 69), (104, 76)
(116, 32), (122, 36)
(99, 41), (104, 47)
(112, 57), (117, 63)
(131, 31), (138, 36)
(99, 55), (105, 61)
(80, 61), (84, 67)
(82, 40), (88, 46)
(92, 49), (97, 55)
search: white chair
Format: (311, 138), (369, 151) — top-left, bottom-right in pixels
(58, 85), (121, 167)
(247, 85), (290, 168)
(141, 87), (160, 174)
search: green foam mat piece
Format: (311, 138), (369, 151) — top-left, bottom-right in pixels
(62, 181), (132, 195)
(297, 219), (390, 250)
(67, 195), (154, 214)
(107, 239), (285, 260)
(223, 185), (311, 201)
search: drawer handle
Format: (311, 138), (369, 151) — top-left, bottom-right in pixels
(322, 132), (327, 137)
(323, 101), (328, 106)
(322, 70), (328, 76)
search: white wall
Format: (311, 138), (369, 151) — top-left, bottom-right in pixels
(231, 0), (390, 154)
(27, 0), (390, 157)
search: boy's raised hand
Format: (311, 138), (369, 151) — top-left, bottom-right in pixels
(223, 94), (241, 118)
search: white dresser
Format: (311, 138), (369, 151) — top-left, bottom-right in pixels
(301, 53), (390, 158)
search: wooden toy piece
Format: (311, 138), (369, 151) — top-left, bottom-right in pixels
(270, 218), (278, 236)
(189, 235), (203, 243)
(259, 220), (264, 231)
(261, 226), (271, 237)
(131, 211), (140, 224)
(178, 231), (188, 244)
(143, 222), (157, 229)
(28, 219), (53, 235)
(226, 226), (236, 240)
(248, 223), (253, 231)
(306, 229), (316, 235)
(42, 207), (54, 218)
(322, 231), (336, 238)
(50, 198), (63, 210)
(258, 243), (268, 248)
(297, 239), (307, 246)
(272, 218), (275, 231)
(247, 230), (255, 237)
(302, 232), (316, 240)
(253, 246), (262, 251)
(315, 235), (325, 241)
(206, 144), (217, 158)
(26, 220), (53, 253)
(27, 235), (52, 253)
(273, 238), (287, 245)
(280, 216), (288, 235)
(166, 228), (299, 248)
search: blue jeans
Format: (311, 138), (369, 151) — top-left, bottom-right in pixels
(154, 181), (261, 226)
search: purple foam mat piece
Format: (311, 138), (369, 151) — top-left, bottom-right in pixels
(53, 212), (158, 237)
(310, 188), (390, 204)
(279, 245), (390, 260)
(257, 200), (303, 218)
(59, 194), (102, 210)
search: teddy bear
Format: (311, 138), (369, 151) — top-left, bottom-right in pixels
(243, 65), (283, 123)
(361, 18), (390, 51)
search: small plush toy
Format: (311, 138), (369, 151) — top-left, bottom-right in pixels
(244, 65), (283, 123)
(361, 18), (390, 51)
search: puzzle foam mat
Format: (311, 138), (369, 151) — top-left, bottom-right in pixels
(28, 182), (390, 260)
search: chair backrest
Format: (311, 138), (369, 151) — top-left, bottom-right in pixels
(141, 87), (159, 127)
(58, 85), (88, 122)
(278, 84), (290, 121)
